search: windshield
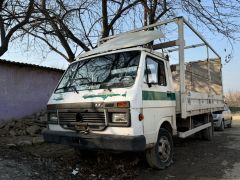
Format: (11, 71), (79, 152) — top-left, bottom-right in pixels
(55, 51), (141, 93)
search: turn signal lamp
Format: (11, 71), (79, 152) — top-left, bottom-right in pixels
(139, 113), (144, 121)
(117, 101), (129, 108)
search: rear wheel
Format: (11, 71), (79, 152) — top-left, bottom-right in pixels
(227, 118), (232, 128)
(146, 128), (173, 169)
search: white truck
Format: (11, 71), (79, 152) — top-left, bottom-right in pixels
(43, 17), (224, 169)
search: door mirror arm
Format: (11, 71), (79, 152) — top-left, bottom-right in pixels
(145, 61), (152, 88)
(147, 82), (152, 88)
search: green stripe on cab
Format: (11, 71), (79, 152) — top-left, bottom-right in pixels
(142, 91), (176, 101)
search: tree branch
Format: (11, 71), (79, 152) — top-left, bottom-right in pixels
(0, 0), (34, 56)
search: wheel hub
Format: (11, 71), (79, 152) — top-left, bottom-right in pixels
(158, 136), (171, 162)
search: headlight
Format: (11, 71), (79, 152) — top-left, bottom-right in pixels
(111, 113), (127, 123)
(48, 113), (58, 122)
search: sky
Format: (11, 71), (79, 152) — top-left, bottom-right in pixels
(216, 41), (240, 93)
(2, 19), (240, 93)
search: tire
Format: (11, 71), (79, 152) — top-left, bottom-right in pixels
(219, 120), (224, 131)
(146, 128), (173, 169)
(227, 118), (232, 128)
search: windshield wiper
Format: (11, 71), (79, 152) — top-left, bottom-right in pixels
(56, 85), (78, 94)
(98, 82), (112, 92)
(91, 82), (102, 85)
(70, 85), (79, 94)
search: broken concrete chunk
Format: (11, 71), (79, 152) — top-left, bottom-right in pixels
(0, 110), (47, 137)
(8, 121), (16, 128)
(0, 122), (5, 129)
(36, 112), (41, 118)
(16, 130), (27, 136)
(6, 143), (17, 148)
(9, 129), (16, 136)
(0, 129), (8, 136)
(32, 136), (44, 144)
(41, 128), (48, 134)
(26, 125), (41, 136)
(39, 115), (47, 122)
(17, 140), (33, 146)
(15, 121), (23, 128)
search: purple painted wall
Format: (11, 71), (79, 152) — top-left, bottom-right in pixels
(0, 60), (64, 121)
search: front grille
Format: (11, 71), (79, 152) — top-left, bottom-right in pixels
(58, 111), (106, 131)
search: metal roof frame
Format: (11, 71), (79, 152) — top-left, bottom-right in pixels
(81, 16), (222, 118)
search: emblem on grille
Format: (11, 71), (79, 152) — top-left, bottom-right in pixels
(94, 103), (103, 108)
(76, 113), (83, 122)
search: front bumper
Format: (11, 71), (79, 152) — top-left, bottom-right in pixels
(43, 130), (146, 151)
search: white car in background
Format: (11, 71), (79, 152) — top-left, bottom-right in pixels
(212, 104), (232, 131)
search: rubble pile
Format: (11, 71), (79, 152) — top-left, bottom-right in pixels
(0, 111), (47, 137)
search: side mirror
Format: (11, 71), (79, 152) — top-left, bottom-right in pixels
(147, 81), (152, 88)
(144, 69), (152, 88)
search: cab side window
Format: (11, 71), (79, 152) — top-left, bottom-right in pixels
(144, 56), (167, 86)
(159, 60), (166, 86)
(145, 58), (158, 84)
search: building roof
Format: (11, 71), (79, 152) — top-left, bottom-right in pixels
(0, 59), (65, 72)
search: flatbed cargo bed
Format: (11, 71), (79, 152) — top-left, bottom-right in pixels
(172, 58), (224, 117)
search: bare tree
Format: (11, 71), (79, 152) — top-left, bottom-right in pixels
(26, 0), (94, 62)
(101, 0), (141, 38)
(178, 0), (240, 40)
(20, 0), (141, 62)
(2, 0), (240, 63)
(225, 91), (240, 107)
(139, 0), (169, 26)
(0, 0), (34, 56)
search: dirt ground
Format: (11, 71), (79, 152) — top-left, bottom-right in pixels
(0, 118), (240, 180)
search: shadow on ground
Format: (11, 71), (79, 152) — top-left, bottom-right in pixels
(0, 120), (240, 179)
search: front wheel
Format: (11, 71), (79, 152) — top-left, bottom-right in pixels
(227, 118), (232, 128)
(219, 120), (225, 131)
(146, 128), (173, 169)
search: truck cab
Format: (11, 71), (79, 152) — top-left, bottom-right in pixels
(45, 47), (176, 167)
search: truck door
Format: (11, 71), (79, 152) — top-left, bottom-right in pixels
(142, 54), (176, 144)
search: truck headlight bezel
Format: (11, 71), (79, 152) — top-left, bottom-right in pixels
(48, 112), (58, 124)
(108, 109), (131, 127)
(111, 113), (127, 123)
